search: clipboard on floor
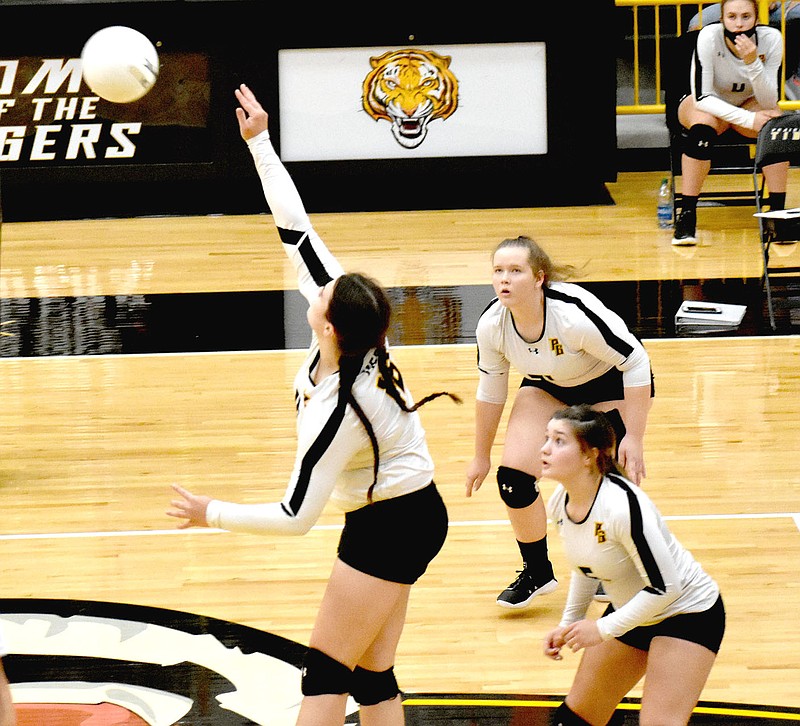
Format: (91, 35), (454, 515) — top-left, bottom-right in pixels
(675, 301), (746, 332)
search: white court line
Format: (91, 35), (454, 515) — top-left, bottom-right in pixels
(1, 335), (797, 362)
(1, 511), (799, 541)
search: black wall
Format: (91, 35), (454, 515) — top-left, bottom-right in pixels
(0, 1), (618, 221)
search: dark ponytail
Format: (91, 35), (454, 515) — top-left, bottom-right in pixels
(327, 273), (462, 502)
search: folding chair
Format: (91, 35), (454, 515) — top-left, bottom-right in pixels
(663, 31), (761, 220)
(753, 112), (800, 330)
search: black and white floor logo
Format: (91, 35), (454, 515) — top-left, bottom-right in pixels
(0, 598), (347, 725)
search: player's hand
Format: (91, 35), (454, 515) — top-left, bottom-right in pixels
(543, 626), (567, 660)
(561, 619), (602, 652)
(235, 83), (270, 141)
(752, 108), (783, 132)
(466, 457), (490, 497)
(167, 484), (212, 529)
(733, 33), (758, 64)
(618, 435), (646, 486)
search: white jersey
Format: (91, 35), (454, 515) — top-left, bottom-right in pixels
(206, 131), (435, 536)
(475, 282), (651, 404)
(0, 627), (6, 657)
(692, 22), (782, 129)
(547, 474), (720, 641)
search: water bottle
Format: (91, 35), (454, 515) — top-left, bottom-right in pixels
(657, 178), (673, 229)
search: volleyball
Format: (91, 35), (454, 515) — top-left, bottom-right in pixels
(80, 26), (159, 103)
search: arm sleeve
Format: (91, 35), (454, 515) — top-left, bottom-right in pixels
(558, 571), (601, 627)
(746, 60), (780, 111)
(547, 487), (599, 626)
(246, 130), (344, 304)
(206, 399), (367, 536)
(595, 500), (683, 640)
(475, 309), (511, 404)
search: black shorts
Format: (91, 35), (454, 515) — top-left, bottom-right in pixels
(337, 482), (448, 585)
(606, 594), (726, 654)
(519, 366), (655, 405)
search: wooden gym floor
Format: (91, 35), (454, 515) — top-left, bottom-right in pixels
(0, 170), (798, 724)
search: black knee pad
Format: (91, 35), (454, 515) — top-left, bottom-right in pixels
(350, 665), (400, 706)
(551, 701), (591, 726)
(497, 466), (540, 509)
(301, 647), (352, 696)
(684, 123), (717, 161)
(603, 408), (627, 456)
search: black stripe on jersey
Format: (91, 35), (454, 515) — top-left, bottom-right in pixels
(607, 474), (667, 594)
(284, 398), (348, 517)
(277, 227), (304, 247)
(479, 297), (500, 318)
(277, 227), (334, 288)
(294, 351), (320, 412)
(693, 41), (706, 101)
(544, 287), (634, 358)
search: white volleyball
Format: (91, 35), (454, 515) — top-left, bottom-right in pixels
(80, 26), (159, 103)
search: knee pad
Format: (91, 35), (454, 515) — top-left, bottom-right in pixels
(497, 466), (540, 509)
(350, 665), (400, 706)
(684, 123), (717, 161)
(603, 408), (627, 456)
(301, 647), (352, 696)
(551, 701), (591, 726)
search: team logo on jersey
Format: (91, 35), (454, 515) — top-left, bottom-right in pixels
(361, 49), (459, 149)
(549, 338), (564, 356)
(594, 522), (607, 543)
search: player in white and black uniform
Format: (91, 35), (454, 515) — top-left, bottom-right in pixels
(465, 236), (653, 610)
(673, 0), (787, 245)
(168, 84), (460, 726)
(542, 406), (725, 726)
(475, 282), (651, 392)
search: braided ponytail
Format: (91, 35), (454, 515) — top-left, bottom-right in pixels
(327, 273), (461, 502)
(376, 347), (462, 413)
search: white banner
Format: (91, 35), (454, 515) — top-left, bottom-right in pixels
(278, 42), (547, 161)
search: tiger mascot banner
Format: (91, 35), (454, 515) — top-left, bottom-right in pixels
(278, 42), (547, 162)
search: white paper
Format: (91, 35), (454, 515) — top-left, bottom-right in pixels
(754, 207), (800, 219)
(674, 301), (746, 327)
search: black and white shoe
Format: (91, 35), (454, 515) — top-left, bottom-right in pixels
(496, 571), (558, 609)
(672, 209), (697, 246)
(594, 583), (612, 603)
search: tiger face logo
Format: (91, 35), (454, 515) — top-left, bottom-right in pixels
(362, 49), (458, 149)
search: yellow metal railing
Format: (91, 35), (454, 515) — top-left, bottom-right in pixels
(616, 0), (800, 114)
